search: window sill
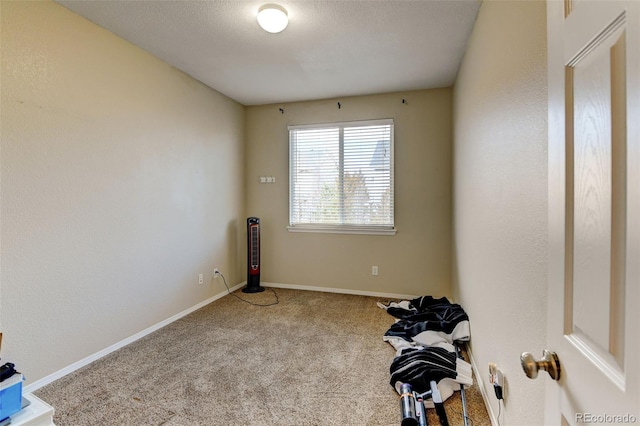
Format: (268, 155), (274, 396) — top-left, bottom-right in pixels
(287, 225), (397, 236)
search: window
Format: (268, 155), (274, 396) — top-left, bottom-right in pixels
(288, 119), (395, 235)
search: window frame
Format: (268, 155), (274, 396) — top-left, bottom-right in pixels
(287, 118), (396, 235)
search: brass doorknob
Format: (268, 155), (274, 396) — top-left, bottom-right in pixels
(520, 350), (561, 381)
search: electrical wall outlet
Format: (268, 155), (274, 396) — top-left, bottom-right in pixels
(198, 273), (204, 285)
(372, 266), (379, 276)
(489, 362), (497, 377)
(489, 362), (505, 400)
(214, 268), (221, 278)
(489, 363), (504, 386)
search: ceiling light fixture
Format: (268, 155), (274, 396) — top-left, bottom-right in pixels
(257, 4), (288, 33)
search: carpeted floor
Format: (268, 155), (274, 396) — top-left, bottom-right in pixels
(35, 288), (490, 425)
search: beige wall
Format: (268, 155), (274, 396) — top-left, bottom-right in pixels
(1, 1), (245, 384)
(245, 89), (452, 297)
(452, 0), (548, 424)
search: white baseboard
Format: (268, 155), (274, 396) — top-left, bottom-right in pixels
(23, 282), (244, 393)
(466, 344), (500, 426)
(25, 281), (413, 393)
(262, 281), (418, 301)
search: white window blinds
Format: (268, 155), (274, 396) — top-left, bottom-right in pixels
(289, 119), (394, 234)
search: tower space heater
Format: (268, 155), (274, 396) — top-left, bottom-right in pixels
(243, 217), (265, 293)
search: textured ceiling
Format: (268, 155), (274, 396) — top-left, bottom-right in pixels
(55, 1), (481, 106)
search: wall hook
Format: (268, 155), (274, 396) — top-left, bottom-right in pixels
(279, 108), (284, 114)
(337, 102), (341, 109)
(402, 99), (408, 105)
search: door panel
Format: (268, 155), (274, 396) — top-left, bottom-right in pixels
(567, 23), (626, 377)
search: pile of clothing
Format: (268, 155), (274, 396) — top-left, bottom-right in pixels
(379, 296), (473, 407)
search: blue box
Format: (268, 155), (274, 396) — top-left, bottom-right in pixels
(0, 373), (23, 420)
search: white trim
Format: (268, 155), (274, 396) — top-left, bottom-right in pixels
(23, 282), (244, 393)
(261, 281), (417, 301)
(466, 344), (501, 426)
(286, 225), (397, 235)
(565, 332), (625, 391)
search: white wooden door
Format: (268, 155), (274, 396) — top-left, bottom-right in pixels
(547, 0), (639, 424)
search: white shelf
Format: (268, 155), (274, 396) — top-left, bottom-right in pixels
(8, 394), (55, 426)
